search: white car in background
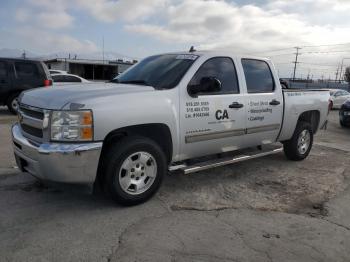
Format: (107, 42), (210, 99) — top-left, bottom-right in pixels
(51, 73), (90, 86)
(49, 69), (68, 75)
(329, 89), (350, 109)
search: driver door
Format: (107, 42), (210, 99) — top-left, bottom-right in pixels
(179, 57), (247, 160)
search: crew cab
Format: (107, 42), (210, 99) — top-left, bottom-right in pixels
(12, 51), (330, 205)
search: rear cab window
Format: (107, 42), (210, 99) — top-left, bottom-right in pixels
(241, 59), (275, 93)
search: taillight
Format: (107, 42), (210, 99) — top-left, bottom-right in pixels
(44, 79), (52, 87)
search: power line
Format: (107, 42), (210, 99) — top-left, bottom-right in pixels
(300, 42), (350, 48)
(250, 42), (350, 55)
(250, 47), (294, 55)
(303, 50), (350, 54)
(266, 53), (295, 57)
(298, 62), (338, 67)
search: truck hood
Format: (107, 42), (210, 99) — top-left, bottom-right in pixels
(19, 82), (155, 109)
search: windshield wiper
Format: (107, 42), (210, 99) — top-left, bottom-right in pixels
(118, 80), (151, 86)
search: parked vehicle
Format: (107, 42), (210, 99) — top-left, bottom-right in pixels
(49, 69), (67, 75)
(339, 99), (350, 127)
(12, 51), (330, 205)
(0, 58), (52, 114)
(51, 73), (90, 86)
(329, 89), (350, 109)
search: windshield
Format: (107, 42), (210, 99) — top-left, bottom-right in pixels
(112, 54), (198, 89)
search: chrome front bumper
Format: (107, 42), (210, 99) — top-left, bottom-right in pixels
(12, 123), (103, 184)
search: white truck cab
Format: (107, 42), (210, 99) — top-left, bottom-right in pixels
(12, 51), (330, 205)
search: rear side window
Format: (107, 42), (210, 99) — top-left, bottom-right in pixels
(15, 62), (39, 78)
(189, 57), (239, 94)
(0, 61), (7, 76)
(52, 75), (81, 82)
(52, 75), (65, 82)
(242, 59), (274, 93)
(64, 76), (81, 82)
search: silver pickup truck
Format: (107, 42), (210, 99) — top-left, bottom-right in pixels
(12, 51), (330, 205)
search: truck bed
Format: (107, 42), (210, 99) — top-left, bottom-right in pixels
(278, 89), (330, 141)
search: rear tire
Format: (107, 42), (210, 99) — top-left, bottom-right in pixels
(283, 121), (313, 161)
(103, 136), (166, 206)
(7, 94), (19, 115)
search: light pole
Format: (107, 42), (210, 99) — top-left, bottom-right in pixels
(339, 58), (350, 83)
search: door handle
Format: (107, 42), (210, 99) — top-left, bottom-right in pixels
(229, 102), (244, 109)
(269, 99), (280, 106)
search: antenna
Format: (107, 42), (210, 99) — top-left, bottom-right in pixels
(189, 46), (196, 52)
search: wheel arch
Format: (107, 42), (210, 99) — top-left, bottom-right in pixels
(94, 123), (173, 191)
(297, 110), (320, 134)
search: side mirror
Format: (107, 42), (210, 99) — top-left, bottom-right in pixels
(188, 77), (221, 97)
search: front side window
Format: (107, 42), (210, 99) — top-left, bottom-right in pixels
(15, 62), (39, 78)
(113, 54), (198, 89)
(242, 59), (274, 93)
(188, 57), (239, 94)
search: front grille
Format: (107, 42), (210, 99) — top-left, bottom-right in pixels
(18, 104), (48, 142)
(20, 107), (44, 120)
(21, 123), (43, 138)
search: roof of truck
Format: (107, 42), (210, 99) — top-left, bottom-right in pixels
(160, 50), (271, 62)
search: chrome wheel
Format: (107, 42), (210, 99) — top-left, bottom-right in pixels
(297, 130), (310, 155)
(118, 151), (157, 195)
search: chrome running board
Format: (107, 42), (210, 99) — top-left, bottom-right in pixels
(169, 145), (283, 175)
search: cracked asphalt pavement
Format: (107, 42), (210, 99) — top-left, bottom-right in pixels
(1, 107), (350, 262)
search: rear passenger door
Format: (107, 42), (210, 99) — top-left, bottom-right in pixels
(180, 57), (247, 159)
(241, 59), (283, 146)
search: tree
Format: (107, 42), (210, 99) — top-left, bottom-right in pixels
(345, 67), (350, 83)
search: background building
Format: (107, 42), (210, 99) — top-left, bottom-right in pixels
(45, 58), (137, 81)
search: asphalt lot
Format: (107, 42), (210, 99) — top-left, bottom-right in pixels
(1, 107), (350, 262)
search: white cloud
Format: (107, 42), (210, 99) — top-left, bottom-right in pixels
(10, 0), (350, 78)
(126, 0), (350, 52)
(76, 0), (168, 22)
(15, 8), (31, 22)
(15, 4), (74, 29)
(36, 11), (74, 29)
(16, 26), (98, 53)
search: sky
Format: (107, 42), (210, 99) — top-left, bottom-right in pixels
(1, 0), (350, 79)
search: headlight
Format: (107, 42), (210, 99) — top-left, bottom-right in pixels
(50, 110), (93, 141)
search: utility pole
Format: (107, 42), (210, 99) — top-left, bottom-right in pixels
(335, 64), (340, 82)
(339, 58), (350, 83)
(292, 47), (301, 81)
(102, 36), (105, 64)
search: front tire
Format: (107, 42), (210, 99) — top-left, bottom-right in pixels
(7, 94), (19, 115)
(104, 136), (166, 206)
(283, 121), (313, 161)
